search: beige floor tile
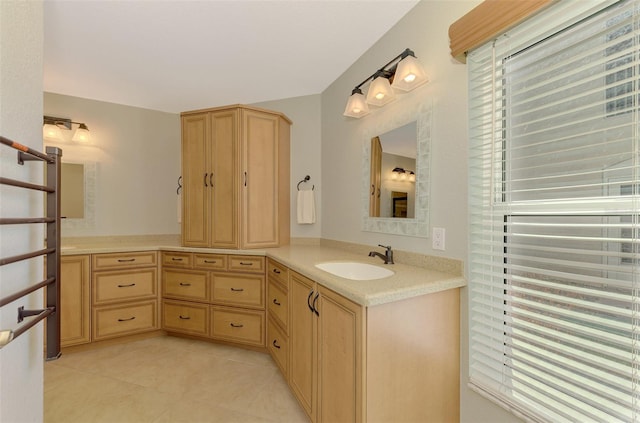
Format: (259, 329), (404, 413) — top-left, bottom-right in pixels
(45, 336), (307, 423)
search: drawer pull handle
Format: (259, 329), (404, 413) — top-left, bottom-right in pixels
(180, 282), (192, 287)
(118, 316), (136, 322)
(272, 339), (281, 349)
(179, 315), (191, 320)
(272, 268), (281, 274)
(172, 258), (183, 261)
(239, 262), (253, 266)
(117, 283), (136, 288)
(117, 258), (136, 263)
(231, 288), (244, 292)
(273, 298), (281, 306)
(230, 323), (244, 328)
(204, 260), (217, 264)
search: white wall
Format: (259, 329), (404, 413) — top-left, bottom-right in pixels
(44, 93), (181, 238)
(252, 94), (322, 239)
(320, 1), (522, 422)
(0, 1), (45, 421)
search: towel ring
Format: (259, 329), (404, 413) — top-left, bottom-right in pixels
(297, 175), (314, 191)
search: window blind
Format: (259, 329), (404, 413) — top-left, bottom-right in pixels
(467, 0), (640, 421)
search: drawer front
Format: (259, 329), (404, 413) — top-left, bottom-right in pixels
(210, 306), (264, 346)
(162, 251), (193, 268)
(267, 278), (288, 332)
(162, 269), (208, 302)
(228, 255), (265, 274)
(267, 258), (289, 287)
(92, 300), (157, 340)
(92, 268), (157, 305)
(92, 251), (157, 270)
(162, 300), (209, 336)
(267, 318), (289, 377)
(211, 273), (264, 309)
(193, 254), (227, 270)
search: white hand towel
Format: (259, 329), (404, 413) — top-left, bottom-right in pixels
(297, 189), (316, 224)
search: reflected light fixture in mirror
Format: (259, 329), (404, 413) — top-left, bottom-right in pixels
(344, 48), (427, 119)
(43, 116), (91, 143)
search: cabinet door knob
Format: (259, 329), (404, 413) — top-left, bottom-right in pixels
(204, 172), (209, 187)
(272, 339), (281, 349)
(204, 260), (216, 264)
(117, 258), (135, 263)
(118, 316), (136, 322)
(172, 257), (183, 261)
(179, 282), (192, 287)
(117, 283), (136, 288)
(272, 268), (281, 274)
(239, 262), (253, 266)
(273, 298), (281, 306)
(230, 288), (244, 292)
(230, 323), (244, 328)
(312, 292), (320, 316)
(179, 315), (191, 320)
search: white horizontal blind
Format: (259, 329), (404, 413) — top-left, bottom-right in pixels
(468, 0), (640, 421)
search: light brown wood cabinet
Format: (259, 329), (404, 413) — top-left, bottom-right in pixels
(59, 255), (91, 347)
(161, 251), (266, 347)
(280, 265), (460, 423)
(181, 105), (291, 249)
(91, 251), (159, 341)
(266, 258), (290, 377)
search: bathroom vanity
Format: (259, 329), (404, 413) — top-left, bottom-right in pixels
(59, 239), (463, 422)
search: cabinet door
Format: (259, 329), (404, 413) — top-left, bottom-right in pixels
(182, 113), (210, 247)
(317, 285), (363, 423)
(60, 255), (91, 347)
(289, 272), (317, 422)
(241, 109), (280, 248)
(210, 109), (239, 248)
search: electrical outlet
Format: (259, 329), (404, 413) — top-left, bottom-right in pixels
(432, 227), (445, 250)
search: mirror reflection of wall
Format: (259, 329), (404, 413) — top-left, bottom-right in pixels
(369, 121), (417, 218)
(61, 162), (85, 218)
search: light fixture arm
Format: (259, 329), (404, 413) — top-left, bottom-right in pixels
(350, 48), (415, 93)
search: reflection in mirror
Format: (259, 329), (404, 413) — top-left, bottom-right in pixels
(362, 101), (431, 237)
(369, 121), (416, 218)
(61, 163), (84, 218)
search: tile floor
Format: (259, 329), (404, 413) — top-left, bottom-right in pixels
(44, 336), (309, 423)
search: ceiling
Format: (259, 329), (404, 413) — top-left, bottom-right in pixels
(43, 0), (420, 114)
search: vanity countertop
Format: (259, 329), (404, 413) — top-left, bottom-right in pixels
(61, 239), (465, 307)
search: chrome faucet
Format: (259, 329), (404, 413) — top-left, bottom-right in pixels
(368, 244), (394, 264)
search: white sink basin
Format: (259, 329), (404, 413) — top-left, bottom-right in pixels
(315, 262), (394, 280)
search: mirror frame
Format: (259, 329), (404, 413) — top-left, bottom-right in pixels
(361, 101), (432, 237)
(61, 161), (96, 230)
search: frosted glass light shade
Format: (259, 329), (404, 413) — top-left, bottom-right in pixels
(43, 124), (63, 141)
(72, 124), (90, 142)
(366, 76), (395, 106)
(343, 90), (370, 118)
(391, 55), (428, 91)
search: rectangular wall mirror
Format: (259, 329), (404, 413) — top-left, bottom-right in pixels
(61, 162), (85, 218)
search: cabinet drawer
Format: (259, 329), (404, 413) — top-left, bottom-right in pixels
(162, 269), (208, 302)
(92, 251), (157, 270)
(267, 278), (288, 332)
(210, 306), (264, 346)
(193, 253), (227, 270)
(162, 300), (209, 336)
(267, 258), (289, 286)
(211, 273), (264, 309)
(162, 251), (192, 268)
(228, 255), (265, 273)
(92, 268), (157, 305)
(92, 300), (157, 341)
(267, 318), (288, 377)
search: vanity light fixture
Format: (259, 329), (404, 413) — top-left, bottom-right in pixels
(43, 116), (91, 143)
(344, 48), (428, 119)
(392, 167), (415, 182)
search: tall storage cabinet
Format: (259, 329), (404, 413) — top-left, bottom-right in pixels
(181, 105), (291, 249)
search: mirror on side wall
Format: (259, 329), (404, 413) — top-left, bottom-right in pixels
(61, 163), (85, 218)
(362, 102), (431, 237)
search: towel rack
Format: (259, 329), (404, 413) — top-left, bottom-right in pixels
(297, 175), (314, 191)
(0, 136), (62, 361)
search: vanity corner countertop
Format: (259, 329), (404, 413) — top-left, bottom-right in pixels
(264, 245), (466, 307)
